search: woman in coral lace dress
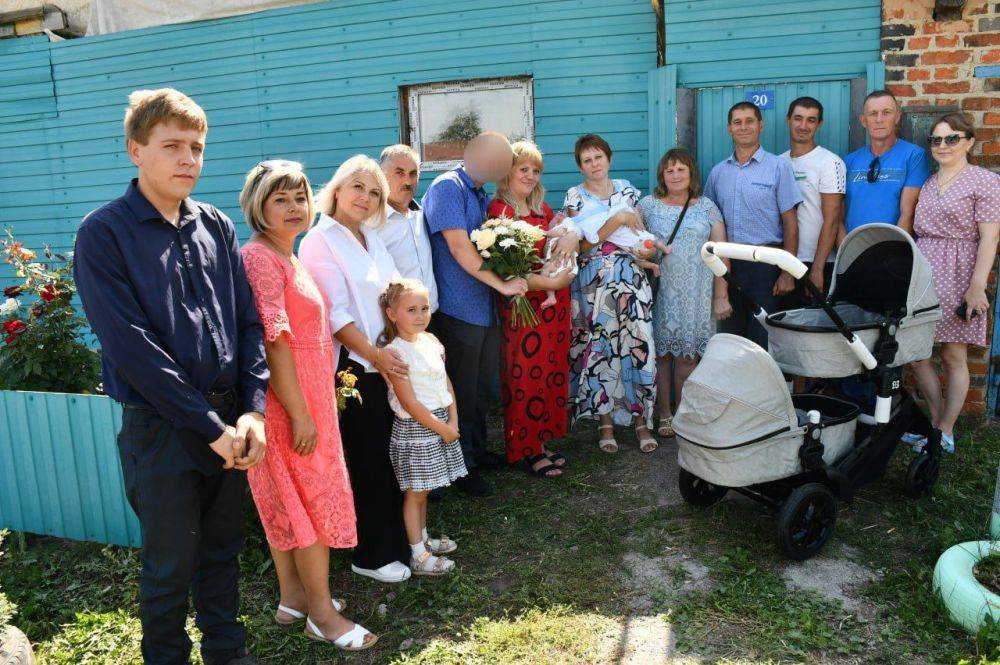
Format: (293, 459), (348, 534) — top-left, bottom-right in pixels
(239, 160), (376, 652)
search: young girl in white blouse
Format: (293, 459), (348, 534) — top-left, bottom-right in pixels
(379, 279), (467, 576)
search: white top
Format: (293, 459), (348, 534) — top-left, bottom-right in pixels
(780, 145), (846, 262)
(298, 213), (400, 372)
(385, 333), (454, 418)
(376, 201), (439, 312)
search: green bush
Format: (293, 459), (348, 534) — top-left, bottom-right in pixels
(0, 230), (101, 394)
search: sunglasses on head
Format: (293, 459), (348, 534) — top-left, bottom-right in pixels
(866, 156), (881, 184)
(927, 133), (969, 147)
(250, 159), (303, 187)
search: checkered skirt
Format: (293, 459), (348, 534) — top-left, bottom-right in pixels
(389, 408), (468, 491)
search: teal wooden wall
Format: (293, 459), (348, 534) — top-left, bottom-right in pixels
(664, 0), (881, 86)
(0, 0), (656, 284)
(0, 391), (141, 547)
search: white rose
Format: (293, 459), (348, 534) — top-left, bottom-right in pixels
(0, 298), (19, 316)
(499, 238), (517, 249)
(473, 228), (497, 251)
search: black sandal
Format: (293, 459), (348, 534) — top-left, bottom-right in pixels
(524, 454), (562, 478)
(544, 451), (567, 467)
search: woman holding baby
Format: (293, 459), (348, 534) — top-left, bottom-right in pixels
(560, 134), (658, 455)
(489, 141), (574, 479)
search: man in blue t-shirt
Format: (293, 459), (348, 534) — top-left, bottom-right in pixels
(843, 90), (930, 234)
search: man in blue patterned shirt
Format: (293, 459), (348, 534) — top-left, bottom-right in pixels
(705, 101), (803, 348)
(423, 132), (525, 497)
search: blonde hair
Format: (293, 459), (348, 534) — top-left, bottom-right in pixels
(377, 278), (430, 346)
(315, 154), (389, 228)
(239, 160), (315, 234)
(124, 88), (207, 145)
(495, 141), (546, 218)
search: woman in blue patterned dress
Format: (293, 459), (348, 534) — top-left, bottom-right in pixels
(637, 148), (731, 437)
(562, 134), (658, 454)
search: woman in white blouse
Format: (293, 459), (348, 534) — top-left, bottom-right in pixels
(299, 155), (412, 584)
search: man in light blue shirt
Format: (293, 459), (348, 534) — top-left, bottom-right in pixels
(705, 101), (802, 348)
(843, 90), (930, 234)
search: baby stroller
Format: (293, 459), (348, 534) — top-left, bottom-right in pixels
(673, 224), (944, 560)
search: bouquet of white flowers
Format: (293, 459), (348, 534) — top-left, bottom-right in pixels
(470, 217), (546, 328)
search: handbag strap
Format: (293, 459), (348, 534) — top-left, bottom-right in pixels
(664, 194), (692, 246)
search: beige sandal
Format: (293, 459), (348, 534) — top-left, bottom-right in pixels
(411, 550), (455, 576)
(635, 424), (658, 453)
(657, 416), (675, 438)
(598, 424), (618, 453)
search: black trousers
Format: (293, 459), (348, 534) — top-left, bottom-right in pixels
(117, 399), (246, 665)
(337, 354), (410, 569)
(722, 260), (782, 349)
(433, 312), (500, 470)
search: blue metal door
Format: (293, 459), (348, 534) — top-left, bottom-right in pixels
(695, 80), (854, 181)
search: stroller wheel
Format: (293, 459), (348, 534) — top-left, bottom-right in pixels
(776, 483), (837, 561)
(678, 468), (728, 507)
(904, 452), (940, 498)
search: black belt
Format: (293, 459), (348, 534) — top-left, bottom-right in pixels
(204, 387), (237, 409)
(124, 387), (236, 411)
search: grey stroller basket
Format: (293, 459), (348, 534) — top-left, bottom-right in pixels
(765, 224), (941, 378)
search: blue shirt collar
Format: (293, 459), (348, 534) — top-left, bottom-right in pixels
(123, 178), (197, 226)
(455, 165), (483, 194)
(726, 146), (766, 166)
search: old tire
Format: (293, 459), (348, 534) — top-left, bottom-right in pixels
(776, 482), (838, 561)
(0, 625), (35, 665)
(933, 540), (1000, 634)
(904, 452), (940, 498)
(678, 468), (728, 507)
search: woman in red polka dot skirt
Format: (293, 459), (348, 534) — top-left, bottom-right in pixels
(488, 142), (575, 478)
(909, 112), (1000, 453)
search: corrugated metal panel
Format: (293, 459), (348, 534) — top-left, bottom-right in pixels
(0, 0), (657, 274)
(0, 36), (56, 121)
(695, 80), (852, 183)
(647, 64), (677, 181)
(665, 0), (881, 87)
(0, 391), (141, 547)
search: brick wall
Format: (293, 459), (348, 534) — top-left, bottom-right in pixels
(882, 0), (999, 417)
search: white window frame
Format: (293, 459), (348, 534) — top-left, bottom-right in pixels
(405, 76), (534, 172)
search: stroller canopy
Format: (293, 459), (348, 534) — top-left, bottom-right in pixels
(674, 334), (798, 448)
(829, 223), (938, 318)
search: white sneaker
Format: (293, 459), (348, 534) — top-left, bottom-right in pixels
(901, 432), (927, 452)
(351, 561), (411, 583)
(941, 432), (955, 453)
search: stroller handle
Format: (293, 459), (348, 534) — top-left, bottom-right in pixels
(701, 242), (808, 279)
(701, 241), (878, 372)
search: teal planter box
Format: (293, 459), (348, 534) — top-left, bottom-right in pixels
(0, 390), (140, 547)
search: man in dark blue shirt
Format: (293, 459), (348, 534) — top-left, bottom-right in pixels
(74, 89), (268, 665)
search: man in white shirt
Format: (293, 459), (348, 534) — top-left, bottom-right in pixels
(377, 144), (438, 312)
(780, 96), (846, 308)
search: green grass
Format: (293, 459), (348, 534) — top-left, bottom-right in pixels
(2, 419), (1000, 663)
(976, 556), (1000, 596)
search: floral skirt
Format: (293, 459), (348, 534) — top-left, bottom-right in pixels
(569, 247), (656, 427)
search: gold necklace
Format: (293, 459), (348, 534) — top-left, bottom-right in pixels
(937, 164), (967, 193)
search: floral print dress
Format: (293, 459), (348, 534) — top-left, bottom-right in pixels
(564, 181), (656, 427)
